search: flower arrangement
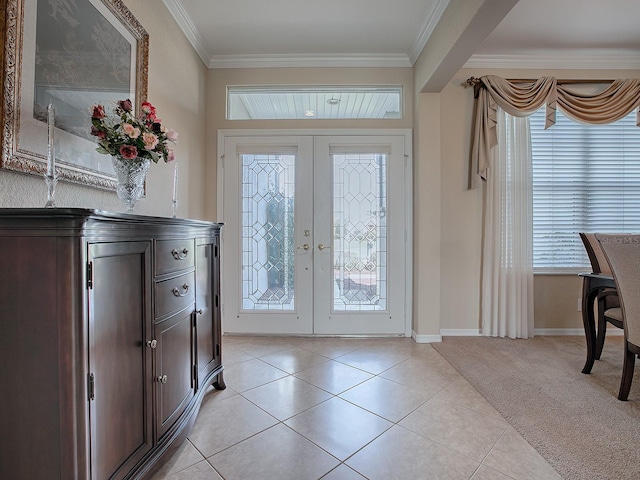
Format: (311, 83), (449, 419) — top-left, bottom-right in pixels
(90, 99), (178, 163)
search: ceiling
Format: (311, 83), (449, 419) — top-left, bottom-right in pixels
(163, 0), (640, 71)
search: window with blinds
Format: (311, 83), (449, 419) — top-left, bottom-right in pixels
(531, 108), (640, 270)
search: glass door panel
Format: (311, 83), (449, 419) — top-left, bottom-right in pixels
(241, 154), (296, 311)
(332, 153), (387, 312)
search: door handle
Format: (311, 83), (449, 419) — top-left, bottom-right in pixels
(297, 243), (310, 250)
(317, 243), (330, 250)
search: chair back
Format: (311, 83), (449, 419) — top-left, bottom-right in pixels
(579, 232), (612, 275)
(596, 234), (640, 347)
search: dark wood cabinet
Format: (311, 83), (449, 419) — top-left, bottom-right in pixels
(0, 209), (224, 480)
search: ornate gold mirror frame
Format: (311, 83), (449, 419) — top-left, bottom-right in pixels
(1, 0), (148, 190)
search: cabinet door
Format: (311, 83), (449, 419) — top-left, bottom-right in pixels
(155, 308), (195, 439)
(195, 238), (221, 380)
(88, 241), (153, 480)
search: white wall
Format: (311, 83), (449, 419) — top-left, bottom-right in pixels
(0, 1), (208, 220)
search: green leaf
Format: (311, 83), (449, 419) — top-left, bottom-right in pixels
(149, 150), (160, 163)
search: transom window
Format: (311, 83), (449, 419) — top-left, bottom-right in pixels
(227, 85), (402, 120)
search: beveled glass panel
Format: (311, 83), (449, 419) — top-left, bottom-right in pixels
(241, 154), (295, 310)
(332, 153), (387, 311)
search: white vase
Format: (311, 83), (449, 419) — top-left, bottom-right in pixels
(112, 156), (151, 213)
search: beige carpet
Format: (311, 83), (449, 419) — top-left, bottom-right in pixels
(432, 335), (640, 480)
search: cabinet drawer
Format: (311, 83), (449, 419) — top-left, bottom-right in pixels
(155, 271), (195, 319)
(156, 239), (195, 274)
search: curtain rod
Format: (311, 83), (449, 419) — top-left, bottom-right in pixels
(466, 76), (614, 87)
(465, 77), (616, 98)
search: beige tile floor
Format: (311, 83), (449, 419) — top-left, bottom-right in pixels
(151, 336), (561, 480)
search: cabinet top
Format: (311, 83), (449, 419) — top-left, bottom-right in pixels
(0, 208), (222, 239)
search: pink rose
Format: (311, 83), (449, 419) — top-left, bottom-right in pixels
(165, 129), (179, 142)
(122, 123), (141, 139)
(142, 132), (159, 150)
(119, 145), (138, 159)
(91, 105), (105, 119)
(167, 149), (176, 162)
(141, 101), (156, 116)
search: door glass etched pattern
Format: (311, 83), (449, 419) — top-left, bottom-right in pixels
(333, 153), (387, 311)
(242, 154), (295, 310)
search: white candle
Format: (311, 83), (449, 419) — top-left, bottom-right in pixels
(47, 102), (55, 176)
(172, 162), (178, 203)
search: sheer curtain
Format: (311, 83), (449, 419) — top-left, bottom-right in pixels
(481, 108), (534, 338)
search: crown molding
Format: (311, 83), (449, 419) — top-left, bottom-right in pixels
(208, 53), (413, 69)
(408, 0), (450, 65)
(464, 54), (640, 70)
(162, 0), (211, 66)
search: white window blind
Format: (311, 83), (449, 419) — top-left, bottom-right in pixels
(531, 108), (640, 270)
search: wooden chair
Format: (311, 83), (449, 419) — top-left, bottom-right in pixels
(595, 234), (640, 401)
(579, 233), (621, 359)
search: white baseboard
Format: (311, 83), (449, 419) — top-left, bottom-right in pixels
(437, 328), (624, 337)
(534, 328), (624, 336)
(412, 330), (442, 343)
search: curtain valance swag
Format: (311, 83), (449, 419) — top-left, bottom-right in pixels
(469, 75), (640, 189)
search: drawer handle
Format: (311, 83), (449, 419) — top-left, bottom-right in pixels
(172, 284), (189, 297)
(157, 375), (168, 384)
(171, 248), (189, 260)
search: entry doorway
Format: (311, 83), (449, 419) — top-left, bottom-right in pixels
(219, 131), (411, 336)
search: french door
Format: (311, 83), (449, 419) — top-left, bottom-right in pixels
(221, 133), (410, 335)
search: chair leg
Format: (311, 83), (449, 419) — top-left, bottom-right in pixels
(618, 341), (636, 401)
(595, 298), (607, 360)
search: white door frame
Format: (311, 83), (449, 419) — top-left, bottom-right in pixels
(217, 128), (413, 337)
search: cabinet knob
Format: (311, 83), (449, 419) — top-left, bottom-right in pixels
(157, 375), (168, 384)
(146, 339), (157, 349)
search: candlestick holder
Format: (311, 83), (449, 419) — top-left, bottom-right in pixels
(171, 163), (178, 218)
(44, 173), (58, 208)
(44, 102), (57, 208)
(172, 198), (178, 218)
